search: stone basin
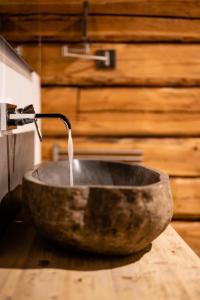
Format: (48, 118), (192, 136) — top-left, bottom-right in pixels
(22, 160), (173, 255)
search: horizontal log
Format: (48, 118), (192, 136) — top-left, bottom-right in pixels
(1, 0), (200, 17)
(79, 88), (200, 113)
(41, 87), (200, 136)
(172, 221), (200, 256)
(42, 137), (200, 176)
(42, 112), (200, 136)
(3, 15), (200, 42)
(42, 87), (77, 119)
(172, 178), (200, 219)
(21, 44), (200, 86)
(42, 87), (200, 113)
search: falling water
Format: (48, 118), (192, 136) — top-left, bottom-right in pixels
(68, 129), (74, 186)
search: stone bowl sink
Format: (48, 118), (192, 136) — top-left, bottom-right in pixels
(22, 160), (173, 255)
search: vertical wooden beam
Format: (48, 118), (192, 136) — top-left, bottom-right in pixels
(0, 132), (34, 234)
(0, 136), (8, 202)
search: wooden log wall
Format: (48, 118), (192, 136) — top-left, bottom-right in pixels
(1, 0), (200, 256)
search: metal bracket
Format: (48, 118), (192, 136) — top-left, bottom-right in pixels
(95, 50), (116, 69)
(62, 1), (116, 69)
(62, 46), (115, 68)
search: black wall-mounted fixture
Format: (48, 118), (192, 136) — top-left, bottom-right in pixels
(95, 50), (116, 69)
(62, 1), (116, 69)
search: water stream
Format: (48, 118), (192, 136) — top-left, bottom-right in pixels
(68, 129), (74, 186)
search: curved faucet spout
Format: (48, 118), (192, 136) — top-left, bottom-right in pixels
(35, 113), (71, 130)
(6, 104), (72, 142)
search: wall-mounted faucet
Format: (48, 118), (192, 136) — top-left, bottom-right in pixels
(0, 103), (71, 141)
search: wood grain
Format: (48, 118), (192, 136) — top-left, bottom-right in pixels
(42, 87), (77, 120)
(41, 88), (200, 137)
(0, 132), (34, 235)
(172, 221), (200, 257)
(42, 112), (200, 136)
(1, 0), (200, 17)
(8, 132), (34, 191)
(0, 136), (8, 201)
(79, 88), (200, 112)
(42, 137), (200, 176)
(172, 178), (200, 219)
(42, 87), (200, 113)
(21, 43), (200, 86)
(3, 15), (200, 42)
(0, 224), (199, 300)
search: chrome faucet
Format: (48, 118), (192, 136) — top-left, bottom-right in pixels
(0, 103), (71, 141)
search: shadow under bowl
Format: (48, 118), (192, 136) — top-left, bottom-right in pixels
(22, 160), (173, 255)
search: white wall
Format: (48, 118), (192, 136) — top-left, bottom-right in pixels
(0, 61), (41, 164)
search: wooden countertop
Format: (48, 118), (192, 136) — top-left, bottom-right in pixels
(0, 221), (199, 300)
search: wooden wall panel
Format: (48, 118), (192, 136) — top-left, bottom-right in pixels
(172, 222), (200, 256)
(42, 87), (200, 137)
(21, 44), (200, 86)
(1, 0), (200, 17)
(172, 178), (200, 219)
(42, 137), (200, 176)
(42, 87), (77, 119)
(42, 112), (200, 136)
(0, 137), (8, 201)
(79, 88), (200, 113)
(42, 87), (200, 113)
(3, 15), (200, 42)
(8, 132), (34, 191)
(0, 132), (34, 235)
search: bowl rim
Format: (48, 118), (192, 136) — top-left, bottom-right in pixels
(23, 160), (169, 191)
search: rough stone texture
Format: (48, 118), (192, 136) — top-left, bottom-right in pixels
(22, 160), (173, 255)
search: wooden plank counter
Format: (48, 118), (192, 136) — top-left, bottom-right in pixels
(0, 222), (199, 300)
